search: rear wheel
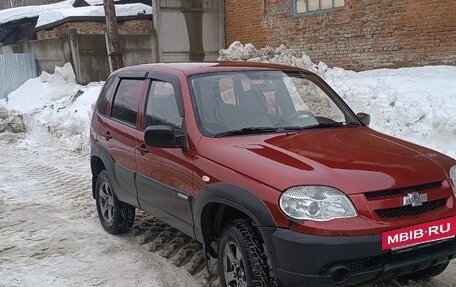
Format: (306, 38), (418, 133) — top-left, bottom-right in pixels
(95, 170), (135, 234)
(397, 261), (449, 283)
(218, 219), (275, 287)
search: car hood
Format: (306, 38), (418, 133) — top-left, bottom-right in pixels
(198, 127), (451, 194)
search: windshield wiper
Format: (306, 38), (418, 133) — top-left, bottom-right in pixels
(214, 127), (280, 138)
(214, 123), (359, 137)
(303, 122), (360, 129)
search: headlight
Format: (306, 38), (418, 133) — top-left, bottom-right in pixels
(279, 186), (357, 221)
(450, 166), (456, 194)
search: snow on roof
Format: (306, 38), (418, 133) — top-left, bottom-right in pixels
(36, 3), (152, 28)
(0, 0), (152, 29)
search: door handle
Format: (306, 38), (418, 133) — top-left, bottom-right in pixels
(101, 131), (112, 140)
(135, 144), (149, 154)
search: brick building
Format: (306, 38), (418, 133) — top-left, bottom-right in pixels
(225, 0), (456, 70)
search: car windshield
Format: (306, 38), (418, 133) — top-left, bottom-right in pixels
(190, 71), (359, 137)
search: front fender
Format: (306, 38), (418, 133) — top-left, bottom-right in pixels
(192, 182), (277, 242)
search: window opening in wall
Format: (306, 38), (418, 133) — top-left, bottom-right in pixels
(294, 0), (344, 15)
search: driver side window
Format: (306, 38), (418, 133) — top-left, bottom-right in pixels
(144, 80), (182, 130)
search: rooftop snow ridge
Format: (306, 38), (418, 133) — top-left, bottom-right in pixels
(0, 0), (152, 28)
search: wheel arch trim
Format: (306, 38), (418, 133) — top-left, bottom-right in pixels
(192, 182), (277, 243)
(90, 143), (117, 198)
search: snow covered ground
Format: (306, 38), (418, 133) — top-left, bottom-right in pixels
(0, 144), (209, 287)
(1, 43), (456, 287)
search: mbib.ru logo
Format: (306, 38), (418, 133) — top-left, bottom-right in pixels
(382, 217), (456, 250)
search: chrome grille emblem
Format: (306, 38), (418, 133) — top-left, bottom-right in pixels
(403, 192), (427, 207)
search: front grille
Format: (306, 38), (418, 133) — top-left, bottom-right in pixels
(365, 181), (443, 200)
(376, 198), (447, 218)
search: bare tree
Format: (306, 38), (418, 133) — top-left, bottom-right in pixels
(103, 0), (124, 71)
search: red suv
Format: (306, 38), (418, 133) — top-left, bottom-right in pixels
(90, 62), (456, 286)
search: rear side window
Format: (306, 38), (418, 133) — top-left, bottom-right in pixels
(111, 79), (144, 126)
(96, 75), (117, 115)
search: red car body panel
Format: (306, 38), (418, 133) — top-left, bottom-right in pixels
(198, 127), (446, 193)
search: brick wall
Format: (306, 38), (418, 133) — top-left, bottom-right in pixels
(225, 0), (268, 47)
(225, 0), (456, 70)
(36, 19), (153, 40)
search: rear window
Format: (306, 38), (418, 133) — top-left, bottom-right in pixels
(96, 75), (117, 115)
(111, 79), (144, 126)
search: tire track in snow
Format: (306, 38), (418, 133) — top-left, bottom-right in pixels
(0, 144), (218, 287)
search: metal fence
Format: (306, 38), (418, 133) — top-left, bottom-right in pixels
(0, 53), (38, 99)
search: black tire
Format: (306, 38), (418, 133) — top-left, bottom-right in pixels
(95, 170), (135, 235)
(218, 219), (276, 287)
(397, 261), (449, 283)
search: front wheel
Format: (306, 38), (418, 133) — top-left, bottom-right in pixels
(95, 170), (135, 234)
(218, 219), (276, 287)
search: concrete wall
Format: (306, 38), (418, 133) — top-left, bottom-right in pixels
(1, 30), (155, 84)
(72, 33), (111, 84)
(1, 38), (70, 73)
(225, 0), (456, 70)
(158, 1), (224, 62)
(73, 32), (155, 84)
(21, 38), (72, 73)
(122, 34), (156, 66)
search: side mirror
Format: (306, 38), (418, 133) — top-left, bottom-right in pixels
(144, 125), (177, 148)
(356, 112), (370, 126)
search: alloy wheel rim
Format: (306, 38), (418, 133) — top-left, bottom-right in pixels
(99, 181), (114, 225)
(223, 241), (247, 287)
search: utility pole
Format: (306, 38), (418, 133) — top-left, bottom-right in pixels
(103, 0), (124, 71)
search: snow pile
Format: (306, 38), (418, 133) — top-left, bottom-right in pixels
(219, 42), (456, 158)
(219, 42), (323, 76)
(4, 63), (102, 152)
(0, 0), (152, 29)
(7, 63), (79, 113)
(326, 66), (456, 158)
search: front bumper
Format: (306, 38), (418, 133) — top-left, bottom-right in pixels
(259, 227), (456, 286)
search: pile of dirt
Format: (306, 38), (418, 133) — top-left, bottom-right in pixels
(0, 106), (25, 142)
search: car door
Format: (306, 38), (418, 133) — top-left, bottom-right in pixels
(98, 75), (147, 207)
(135, 73), (195, 237)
